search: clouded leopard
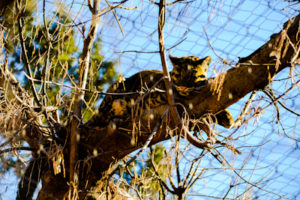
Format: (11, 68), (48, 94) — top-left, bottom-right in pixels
(86, 55), (233, 129)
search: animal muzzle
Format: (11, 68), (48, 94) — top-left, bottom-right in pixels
(195, 75), (206, 83)
(175, 85), (194, 96)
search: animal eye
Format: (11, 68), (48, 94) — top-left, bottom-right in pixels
(174, 74), (180, 78)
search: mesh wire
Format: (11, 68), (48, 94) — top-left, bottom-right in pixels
(97, 1), (300, 199)
(1, 0), (299, 199)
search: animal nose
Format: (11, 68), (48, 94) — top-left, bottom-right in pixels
(199, 75), (206, 78)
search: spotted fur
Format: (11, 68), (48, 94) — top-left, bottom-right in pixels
(87, 69), (166, 127)
(86, 55), (233, 128)
(170, 55), (211, 96)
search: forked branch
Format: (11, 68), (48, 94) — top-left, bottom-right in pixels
(157, 0), (215, 151)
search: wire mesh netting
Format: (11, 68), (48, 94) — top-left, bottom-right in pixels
(97, 1), (300, 199)
(0, 0), (299, 199)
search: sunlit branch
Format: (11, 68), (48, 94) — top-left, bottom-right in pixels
(215, 149), (284, 198)
(104, 0), (125, 38)
(69, 0), (101, 190)
(114, 37), (187, 54)
(264, 89), (300, 117)
(70, 0), (131, 28)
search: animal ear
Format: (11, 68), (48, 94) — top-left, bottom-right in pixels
(169, 55), (181, 66)
(202, 56), (211, 65)
(200, 56), (211, 70)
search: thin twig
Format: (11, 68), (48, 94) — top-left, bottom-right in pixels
(41, 0), (52, 109)
(69, 0), (130, 28)
(104, 0), (125, 38)
(166, 0), (192, 6)
(215, 149), (284, 198)
(264, 89), (300, 117)
(203, 27), (233, 66)
(16, 8), (40, 106)
(232, 91), (257, 128)
(0, 147), (37, 155)
(114, 37), (187, 54)
(149, 146), (177, 195)
(158, 0), (178, 123)
(23, 72), (159, 96)
(182, 151), (204, 186)
(263, 89), (281, 123)
(106, 109), (169, 197)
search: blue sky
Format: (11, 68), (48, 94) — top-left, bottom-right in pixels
(97, 1), (299, 199)
(1, 0), (299, 199)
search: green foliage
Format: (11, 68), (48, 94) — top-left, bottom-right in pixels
(83, 39), (116, 121)
(91, 40), (116, 91)
(143, 145), (168, 199)
(1, 0), (117, 176)
(118, 145), (169, 199)
(2, 1), (117, 122)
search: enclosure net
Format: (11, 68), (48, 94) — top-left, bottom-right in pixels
(97, 2), (300, 198)
(0, 0), (299, 199)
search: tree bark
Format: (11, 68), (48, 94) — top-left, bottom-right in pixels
(33, 13), (300, 199)
(1, 13), (298, 199)
(78, 13), (299, 175)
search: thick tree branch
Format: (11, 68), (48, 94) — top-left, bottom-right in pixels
(35, 13), (299, 199)
(158, 0), (181, 128)
(80, 13), (299, 173)
(69, 0), (100, 188)
(185, 14), (300, 117)
(158, 0), (213, 151)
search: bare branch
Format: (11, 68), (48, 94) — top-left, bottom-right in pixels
(69, 0), (101, 188)
(264, 88), (300, 117)
(216, 149), (284, 198)
(203, 27), (233, 66)
(0, 147), (37, 155)
(16, 7), (40, 107)
(70, 0), (130, 28)
(104, 0), (125, 38)
(114, 37), (187, 54)
(158, 0), (213, 152)
(107, 108), (168, 192)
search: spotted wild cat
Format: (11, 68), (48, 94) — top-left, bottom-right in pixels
(86, 55), (233, 129)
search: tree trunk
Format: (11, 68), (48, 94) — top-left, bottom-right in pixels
(5, 13), (298, 199)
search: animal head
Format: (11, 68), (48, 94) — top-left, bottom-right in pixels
(170, 55), (211, 96)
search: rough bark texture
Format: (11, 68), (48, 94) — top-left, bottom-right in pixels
(1, 14), (298, 199)
(77, 13), (299, 174)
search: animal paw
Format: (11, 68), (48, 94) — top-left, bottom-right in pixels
(215, 109), (234, 128)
